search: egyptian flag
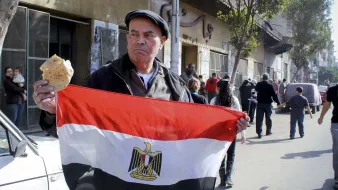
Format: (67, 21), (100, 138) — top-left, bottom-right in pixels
(56, 85), (244, 190)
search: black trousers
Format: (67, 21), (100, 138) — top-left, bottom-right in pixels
(219, 138), (236, 181)
(241, 101), (249, 113)
(256, 103), (272, 136)
(248, 101), (257, 123)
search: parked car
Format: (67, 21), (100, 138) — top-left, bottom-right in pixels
(318, 85), (328, 104)
(0, 111), (68, 190)
(284, 83), (322, 114)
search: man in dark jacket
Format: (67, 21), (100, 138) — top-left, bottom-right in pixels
(255, 73), (281, 138)
(33, 10), (249, 190)
(239, 79), (255, 112)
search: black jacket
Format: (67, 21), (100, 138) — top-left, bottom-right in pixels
(239, 83), (255, 104)
(255, 81), (280, 105)
(191, 93), (208, 105)
(3, 76), (25, 104)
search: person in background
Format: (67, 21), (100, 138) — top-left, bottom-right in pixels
(198, 75), (207, 97)
(210, 79), (246, 188)
(3, 67), (26, 126)
(188, 77), (208, 105)
(318, 84), (338, 189)
(273, 80), (279, 94)
(248, 89), (258, 125)
(223, 74), (236, 93)
(180, 63), (197, 84)
(239, 79), (255, 113)
(206, 73), (219, 103)
(285, 87), (313, 139)
(255, 73), (281, 138)
(279, 78), (287, 104)
(13, 67), (27, 101)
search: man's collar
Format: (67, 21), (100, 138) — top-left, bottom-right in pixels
(110, 53), (163, 81)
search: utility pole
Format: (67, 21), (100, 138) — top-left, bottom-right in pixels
(170, 0), (180, 75)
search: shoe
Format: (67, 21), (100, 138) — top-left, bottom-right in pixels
(300, 135), (304, 138)
(258, 135), (262, 139)
(290, 136), (295, 140)
(266, 132), (273, 136)
(225, 178), (234, 186)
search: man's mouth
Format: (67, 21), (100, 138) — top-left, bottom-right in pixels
(134, 49), (147, 53)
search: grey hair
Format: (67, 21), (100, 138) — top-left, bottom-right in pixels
(262, 73), (269, 80)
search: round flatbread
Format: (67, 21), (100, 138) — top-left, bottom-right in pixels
(40, 54), (74, 92)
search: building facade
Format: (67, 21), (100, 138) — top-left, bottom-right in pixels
(0, 0), (292, 130)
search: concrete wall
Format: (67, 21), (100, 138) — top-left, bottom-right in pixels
(21, 0), (149, 24)
(151, 0), (230, 50)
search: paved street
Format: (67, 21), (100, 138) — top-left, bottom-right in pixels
(216, 108), (334, 190)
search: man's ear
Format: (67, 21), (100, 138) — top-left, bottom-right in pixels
(160, 36), (167, 45)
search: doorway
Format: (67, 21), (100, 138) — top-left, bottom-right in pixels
(181, 44), (198, 74)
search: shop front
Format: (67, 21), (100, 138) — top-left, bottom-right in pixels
(0, 6), (91, 130)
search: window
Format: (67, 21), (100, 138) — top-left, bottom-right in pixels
(254, 62), (264, 81)
(0, 126), (10, 156)
(210, 51), (228, 78)
(118, 30), (128, 58)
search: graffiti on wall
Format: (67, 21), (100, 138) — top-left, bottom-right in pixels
(160, 3), (214, 43)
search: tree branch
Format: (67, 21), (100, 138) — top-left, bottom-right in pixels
(0, 0), (20, 55)
(243, 0), (249, 8)
(227, 0), (235, 10)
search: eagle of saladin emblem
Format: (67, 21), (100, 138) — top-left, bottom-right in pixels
(128, 142), (162, 181)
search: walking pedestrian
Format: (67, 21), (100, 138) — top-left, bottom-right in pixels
(248, 90), (257, 124)
(318, 84), (338, 189)
(239, 79), (255, 113)
(255, 73), (281, 138)
(210, 79), (246, 188)
(285, 87), (313, 139)
(279, 78), (287, 104)
(32, 10), (250, 190)
(206, 73), (219, 103)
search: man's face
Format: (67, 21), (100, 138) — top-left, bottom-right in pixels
(127, 17), (166, 71)
(188, 64), (195, 74)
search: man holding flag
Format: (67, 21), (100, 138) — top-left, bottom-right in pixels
(33, 10), (249, 190)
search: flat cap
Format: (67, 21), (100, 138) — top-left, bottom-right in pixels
(125, 10), (170, 39)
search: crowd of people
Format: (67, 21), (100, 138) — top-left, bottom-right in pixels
(180, 63), (332, 188)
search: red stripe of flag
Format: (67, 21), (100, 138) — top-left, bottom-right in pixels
(56, 85), (244, 141)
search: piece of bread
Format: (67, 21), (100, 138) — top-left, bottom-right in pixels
(40, 54), (74, 92)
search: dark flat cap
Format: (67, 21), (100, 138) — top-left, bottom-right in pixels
(125, 10), (170, 39)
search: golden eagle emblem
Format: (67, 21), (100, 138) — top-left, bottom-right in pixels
(128, 142), (162, 181)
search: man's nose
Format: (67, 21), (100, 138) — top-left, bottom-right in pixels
(136, 35), (146, 44)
